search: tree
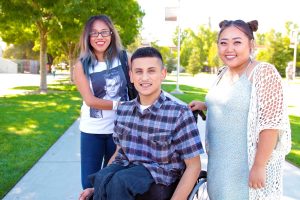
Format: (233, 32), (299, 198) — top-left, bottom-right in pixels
(176, 25), (217, 71)
(150, 42), (177, 73)
(126, 35), (143, 54)
(186, 48), (202, 76)
(48, 0), (144, 81)
(0, 1), (66, 92)
(256, 29), (293, 76)
(208, 43), (222, 73)
(3, 41), (39, 60)
(195, 26), (218, 68)
(0, 0), (144, 91)
(174, 28), (195, 68)
(165, 56), (177, 73)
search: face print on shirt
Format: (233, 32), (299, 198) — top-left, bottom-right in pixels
(89, 65), (128, 118)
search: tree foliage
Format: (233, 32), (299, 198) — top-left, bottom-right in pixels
(0, 0), (144, 90)
(172, 22), (299, 77)
(178, 29), (196, 67)
(174, 25), (217, 73)
(186, 48), (202, 76)
(256, 30), (293, 76)
(150, 42), (177, 73)
(1, 0), (70, 92)
(195, 26), (217, 67)
(208, 43), (222, 73)
(3, 41), (39, 60)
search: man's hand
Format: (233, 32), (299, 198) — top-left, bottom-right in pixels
(79, 188), (94, 200)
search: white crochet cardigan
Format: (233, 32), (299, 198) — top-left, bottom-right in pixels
(247, 62), (291, 200)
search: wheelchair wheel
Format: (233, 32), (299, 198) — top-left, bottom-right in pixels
(188, 172), (209, 200)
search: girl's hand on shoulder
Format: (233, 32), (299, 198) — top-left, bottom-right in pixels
(249, 164), (266, 189)
(188, 101), (207, 111)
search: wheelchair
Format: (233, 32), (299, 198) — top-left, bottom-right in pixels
(135, 170), (208, 200)
(137, 110), (209, 200)
(188, 110), (209, 199)
(188, 170), (209, 200)
(87, 110), (209, 200)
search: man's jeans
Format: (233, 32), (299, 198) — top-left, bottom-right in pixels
(92, 164), (154, 200)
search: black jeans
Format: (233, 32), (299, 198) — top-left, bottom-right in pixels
(135, 180), (179, 200)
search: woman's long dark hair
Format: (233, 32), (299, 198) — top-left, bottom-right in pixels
(79, 14), (123, 76)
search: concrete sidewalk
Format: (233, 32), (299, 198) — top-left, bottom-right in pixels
(3, 119), (82, 200)
(3, 93), (300, 200)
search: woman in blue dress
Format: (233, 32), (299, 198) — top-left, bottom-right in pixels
(189, 20), (291, 200)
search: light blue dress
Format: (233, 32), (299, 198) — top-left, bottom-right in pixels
(205, 70), (251, 200)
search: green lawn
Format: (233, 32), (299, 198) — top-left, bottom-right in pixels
(162, 82), (300, 168)
(286, 115), (300, 166)
(0, 81), (81, 198)
(0, 76), (298, 198)
(162, 84), (208, 102)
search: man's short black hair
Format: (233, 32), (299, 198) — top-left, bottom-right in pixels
(131, 47), (164, 65)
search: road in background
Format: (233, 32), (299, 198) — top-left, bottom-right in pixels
(0, 72), (69, 96)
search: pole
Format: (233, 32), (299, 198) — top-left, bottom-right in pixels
(176, 12), (181, 91)
(292, 30), (298, 80)
(171, 0), (183, 94)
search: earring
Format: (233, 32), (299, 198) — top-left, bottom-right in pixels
(250, 49), (255, 61)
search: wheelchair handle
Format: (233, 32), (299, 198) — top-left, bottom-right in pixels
(192, 110), (206, 121)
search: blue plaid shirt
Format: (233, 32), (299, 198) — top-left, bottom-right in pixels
(112, 92), (204, 186)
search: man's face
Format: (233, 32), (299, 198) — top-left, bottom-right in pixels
(130, 57), (166, 104)
(105, 78), (120, 98)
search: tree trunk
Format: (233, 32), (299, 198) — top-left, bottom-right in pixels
(39, 28), (48, 93)
(68, 43), (77, 83)
(69, 57), (75, 83)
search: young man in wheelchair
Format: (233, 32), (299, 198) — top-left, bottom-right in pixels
(79, 47), (204, 200)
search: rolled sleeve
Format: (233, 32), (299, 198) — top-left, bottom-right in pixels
(173, 108), (204, 159)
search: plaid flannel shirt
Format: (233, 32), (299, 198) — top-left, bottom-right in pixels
(112, 92), (204, 186)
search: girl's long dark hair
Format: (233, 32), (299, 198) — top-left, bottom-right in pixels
(79, 15), (123, 76)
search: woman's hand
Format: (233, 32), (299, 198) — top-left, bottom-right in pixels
(249, 164), (266, 189)
(249, 129), (278, 189)
(188, 101), (207, 111)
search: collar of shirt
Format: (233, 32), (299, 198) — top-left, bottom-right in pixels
(132, 91), (166, 115)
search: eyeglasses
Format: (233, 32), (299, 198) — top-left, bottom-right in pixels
(89, 30), (112, 38)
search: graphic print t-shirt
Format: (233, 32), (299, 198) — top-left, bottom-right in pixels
(79, 59), (129, 134)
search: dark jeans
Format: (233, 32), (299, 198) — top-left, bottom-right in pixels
(135, 180), (178, 200)
(91, 164), (178, 200)
(92, 164), (153, 200)
(81, 132), (116, 189)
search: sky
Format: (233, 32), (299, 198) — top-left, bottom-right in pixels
(1, 0), (299, 50)
(137, 0), (300, 46)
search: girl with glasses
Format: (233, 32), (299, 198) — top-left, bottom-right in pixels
(74, 14), (130, 192)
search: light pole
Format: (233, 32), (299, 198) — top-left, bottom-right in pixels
(290, 29), (299, 80)
(171, 0), (183, 94)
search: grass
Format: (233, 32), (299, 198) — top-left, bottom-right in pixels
(0, 76), (298, 198)
(162, 81), (300, 168)
(0, 80), (81, 198)
(286, 115), (300, 167)
(162, 84), (208, 102)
